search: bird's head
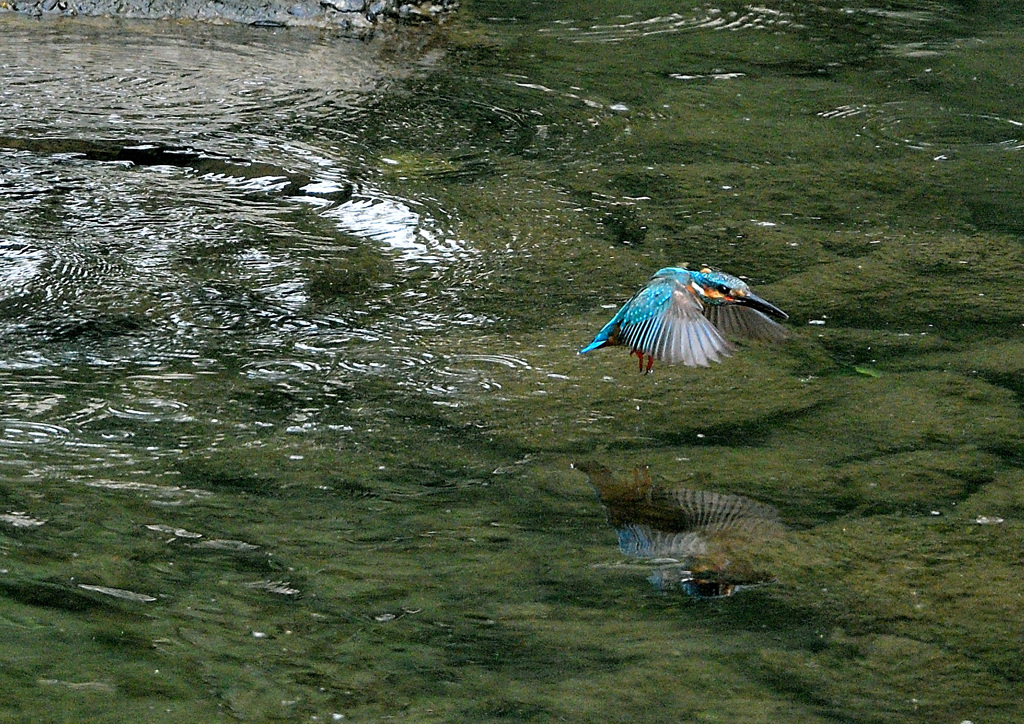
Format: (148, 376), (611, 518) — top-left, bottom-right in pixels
(690, 266), (788, 319)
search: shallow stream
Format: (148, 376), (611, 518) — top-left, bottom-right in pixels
(1, 2), (1023, 721)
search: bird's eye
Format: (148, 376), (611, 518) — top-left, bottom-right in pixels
(716, 284), (731, 295)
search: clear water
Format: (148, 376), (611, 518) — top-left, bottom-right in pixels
(1, 3), (1023, 721)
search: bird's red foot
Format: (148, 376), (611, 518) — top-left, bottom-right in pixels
(631, 350), (655, 374)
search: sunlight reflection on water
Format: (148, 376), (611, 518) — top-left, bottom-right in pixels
(0, 18), (506, 522)
(321, 192), (467, 264)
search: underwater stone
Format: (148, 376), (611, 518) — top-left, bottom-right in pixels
(4, 0), (455, 29)
(322, 0), (364, 10)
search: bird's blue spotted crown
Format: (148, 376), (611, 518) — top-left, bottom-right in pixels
(689, 268), (751, 305)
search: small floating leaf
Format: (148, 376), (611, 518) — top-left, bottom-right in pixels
(244, 580), (300, 596)
(192, 538), (259, 552)
(77, 584), (157, 602)
(1, 511), (46, 528)
(145, 523), (203, 538)
(38, 678), (116, 692)
(975, 516), (1004, 525)
(854, 366), (882, 377)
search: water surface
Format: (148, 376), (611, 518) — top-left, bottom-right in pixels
(1, 3), (1023, 722)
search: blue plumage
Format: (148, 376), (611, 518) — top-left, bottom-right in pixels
(579, 266), (788, 372)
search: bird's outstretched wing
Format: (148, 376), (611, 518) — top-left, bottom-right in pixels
(703, 305), (789, 343)
(616, 274), (733, 367)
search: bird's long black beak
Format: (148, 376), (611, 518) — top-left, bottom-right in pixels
(738, 292), (788, 320)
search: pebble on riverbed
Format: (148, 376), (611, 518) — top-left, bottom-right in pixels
(0, 0), (459, 31)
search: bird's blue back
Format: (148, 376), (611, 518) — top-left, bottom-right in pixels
(579, 268), (692, 354)
(618, 267), (692, 326)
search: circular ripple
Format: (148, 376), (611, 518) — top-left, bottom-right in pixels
(459, 354), (533, 369)
(0, 420), (70, 446)
(538, 6), (794, 44)
(107, 398), (191, 422)
(243, 359), (323, 382)
(818, 102), (1024, 154)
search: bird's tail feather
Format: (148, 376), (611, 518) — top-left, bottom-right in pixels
(578, 338), (607, 355)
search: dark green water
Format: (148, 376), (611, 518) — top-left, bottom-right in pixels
(1, 2), (1023, 721)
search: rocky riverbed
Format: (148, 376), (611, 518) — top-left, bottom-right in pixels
(0, 0), (457, 30)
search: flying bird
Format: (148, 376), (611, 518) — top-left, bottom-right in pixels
(579, 266), (788, 373)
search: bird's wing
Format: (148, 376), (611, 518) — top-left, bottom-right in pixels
(703, 305), (789, 343)
(617, 276), (733, 367)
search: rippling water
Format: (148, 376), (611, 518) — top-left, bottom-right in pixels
(537, 5), (798, 43)
(2, 4), (1024, 722)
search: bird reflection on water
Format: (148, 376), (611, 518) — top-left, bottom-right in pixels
(574, 461), (783, 598)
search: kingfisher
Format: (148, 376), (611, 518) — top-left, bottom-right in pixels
(579, 266), (788, 373)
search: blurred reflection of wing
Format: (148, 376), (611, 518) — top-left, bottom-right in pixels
(574, 460), (782, 540)
(575, 461), (783, 598)
(655, 487), (783, 538)
(616, 524), (707, 560)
